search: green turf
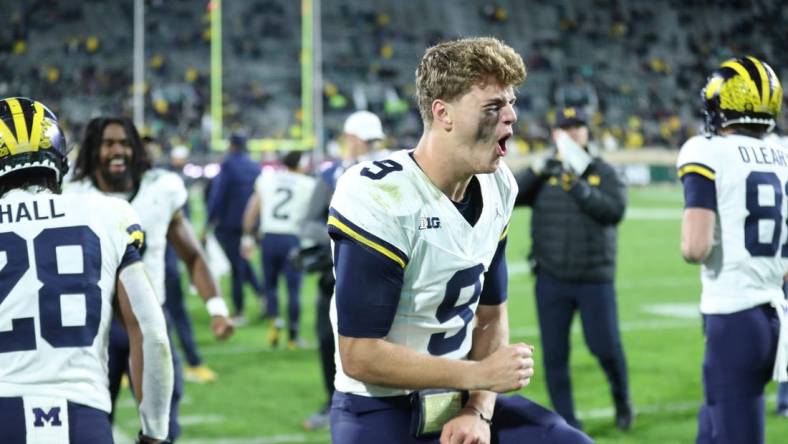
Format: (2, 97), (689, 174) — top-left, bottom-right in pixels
(114, 184), (788, 443)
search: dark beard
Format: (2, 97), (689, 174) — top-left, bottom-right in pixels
(98, 162), (133, 192)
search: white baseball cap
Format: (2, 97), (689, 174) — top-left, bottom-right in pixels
(171, 145), (190, 160)
(343, 110), (385, 142)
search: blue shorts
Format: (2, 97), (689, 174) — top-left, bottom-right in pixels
(0, 396), (112, 444)
(330, 391), (593, 444)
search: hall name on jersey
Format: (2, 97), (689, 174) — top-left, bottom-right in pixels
(0, 199), (65, 224)
(738, 145), (788, 167)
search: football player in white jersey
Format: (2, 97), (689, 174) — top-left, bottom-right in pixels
(0, 98), (172, 443)
(327, 37), (592, 444)
(678, 56), (785, 443)
(241, 151), (316, 348)
(67, 116), (234, 441)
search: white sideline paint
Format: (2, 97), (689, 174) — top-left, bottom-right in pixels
(641, 303), (700, 319)
(624, 207), (681, 220)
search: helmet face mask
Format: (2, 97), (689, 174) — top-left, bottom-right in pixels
(0, 97), (69, 187)
(702, 56), (783, 135)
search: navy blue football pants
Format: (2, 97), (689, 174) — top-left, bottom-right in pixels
(0, 397), (113, 443)
(696, 305), (779, 444)
(214, 228), (262, 316)
(261, 233), (303, 338)
(330, 391), (593, 443)
(164, 244), (202, 367)
(108, 314), (183, 441)
(534, 271), (629, 428)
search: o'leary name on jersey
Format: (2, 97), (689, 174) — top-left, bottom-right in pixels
(737, 144), (788, 167)
(0, 198), (65, 224)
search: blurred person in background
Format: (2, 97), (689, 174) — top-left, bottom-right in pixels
(241, 151), (316, 348)
(206, 133), (263, 325)
(0, 98), (173, 444)
(514, 107), (632, 432)
(164, 145), (218, 383)
(297, 109), (388, 431)
(678, 56), (785, 443)
(68, 116), (234, 442)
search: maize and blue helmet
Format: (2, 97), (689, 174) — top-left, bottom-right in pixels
(0, 97), (69, 186)
(702, 56), (783, 135)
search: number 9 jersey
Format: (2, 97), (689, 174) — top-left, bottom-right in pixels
(0, 189), (144, 413)
(677, 134), (788, 314)
(328, 149), (517, 397)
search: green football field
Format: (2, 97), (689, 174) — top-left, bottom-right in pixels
(113, 184), (788, 443)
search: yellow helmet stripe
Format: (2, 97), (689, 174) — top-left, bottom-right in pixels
(746, 56), (770, 109)
(705, 77), (724, 100)
(28, 101), (45, 152)
(721, 60), (760, 103)
(7, 99), (29, 147)
(0, 101), (18, 154)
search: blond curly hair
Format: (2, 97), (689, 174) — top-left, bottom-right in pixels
(415, 37), (527, 124)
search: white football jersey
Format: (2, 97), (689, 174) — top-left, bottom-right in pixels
(67, 169), (187, 304)
(255, 168), (316, 236)
(329, 149), (516, 397)
(678, 134), (788, 314)
(0, 189), (143, 413)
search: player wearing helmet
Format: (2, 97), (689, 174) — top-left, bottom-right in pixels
(678, 56), (786, 443)
(0, 98), (173, 443)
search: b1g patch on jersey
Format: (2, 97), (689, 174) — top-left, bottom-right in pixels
(418, 216), (441, 230)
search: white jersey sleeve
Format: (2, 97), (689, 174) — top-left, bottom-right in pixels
(677, 135), (720, 182)
(328, 159), (416, 269)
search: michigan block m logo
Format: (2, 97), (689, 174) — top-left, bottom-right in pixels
(33, 407), (62, 427)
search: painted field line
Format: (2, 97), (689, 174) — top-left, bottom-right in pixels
(624, 207), (681, 220)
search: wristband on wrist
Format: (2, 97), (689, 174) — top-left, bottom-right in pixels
(241, 234), (255, 249)
(206, 296), (229, 317)
(466, 405), (493, 426)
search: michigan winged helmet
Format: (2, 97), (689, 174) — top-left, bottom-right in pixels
(0, 97), (69, 184)
(702, 56), (783, 134)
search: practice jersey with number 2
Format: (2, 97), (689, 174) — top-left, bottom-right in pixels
(328, 149), (517, 397)
(0, 189), (143, 413)
(678, 134), (788, 314)
(254, 168), (316, 236)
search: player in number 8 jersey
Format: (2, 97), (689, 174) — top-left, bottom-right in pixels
(327, 38), (591, 444)
(0, 98), (172, 443)
(678, 56), (786, 443)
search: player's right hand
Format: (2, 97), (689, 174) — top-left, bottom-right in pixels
(211, 315), (235, 340)
(476, 343), (534, 393)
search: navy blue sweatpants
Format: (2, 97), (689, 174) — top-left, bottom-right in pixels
(696, 305), (779, 444)
(330, 391), (593, 443)
(534, 271), (629, 428)
(164, 243), (202, 367)
(261, 233), (303, 338)
(0, 397), (113, 443)
(215, 228), (262, 316)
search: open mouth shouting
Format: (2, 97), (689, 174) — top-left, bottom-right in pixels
(496, 133), (512, 156)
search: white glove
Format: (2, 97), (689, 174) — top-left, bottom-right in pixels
(555, 130), (592, 176)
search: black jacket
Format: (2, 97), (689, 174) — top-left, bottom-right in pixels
(515, 157), (626, 282)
